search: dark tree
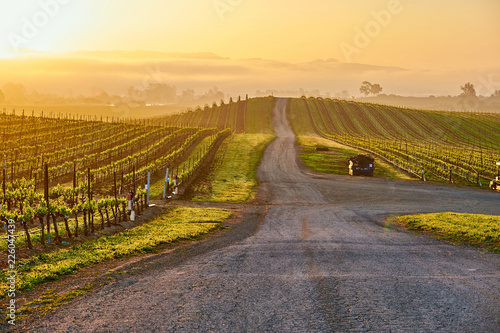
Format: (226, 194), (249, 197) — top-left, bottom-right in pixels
(360, 81), (371, 96)
(370, 83), (383, 95)
(460, 82), (476, 97)
(360, 81), (383, 96)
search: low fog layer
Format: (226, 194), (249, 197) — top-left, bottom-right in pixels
(0, 50), (499, 113)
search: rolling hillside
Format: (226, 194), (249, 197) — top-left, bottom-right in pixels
(157, 96), (275, 134)
(288, 97), (500, 183)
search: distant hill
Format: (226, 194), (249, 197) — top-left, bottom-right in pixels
(356, 95), (500, 113)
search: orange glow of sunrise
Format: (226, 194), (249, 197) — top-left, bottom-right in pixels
(0, 0), (499, 97)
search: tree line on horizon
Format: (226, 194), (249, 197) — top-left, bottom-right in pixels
(0, 80), (499, 112)
(0, 82), (226, 107)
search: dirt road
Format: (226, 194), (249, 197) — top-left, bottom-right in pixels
(26, 98), (500, 332)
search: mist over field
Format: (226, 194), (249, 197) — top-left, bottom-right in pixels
(1, 50), (499, 116)
(1, 49), (499, 98)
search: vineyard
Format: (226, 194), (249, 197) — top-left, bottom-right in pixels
(288, 97), (500, 184)
(0, 96), (275, 253)
(0, 112), (233, 252)
(156, 96), (275, 134)
(3, 94), (499, 257)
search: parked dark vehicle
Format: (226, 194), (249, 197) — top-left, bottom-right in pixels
(490, 177), (499, 191)
(492, 162), (500, 191)
(349, 155), (374, 176)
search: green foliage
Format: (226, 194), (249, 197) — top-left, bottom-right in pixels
(6, 284), (95, 321)
(398, 212), (500, 252)
(126, 128), (220, 181)
(159, 97), (275, 134)
(246, 97), (275, 134)
(297, 136), (409, 179)
(148, 130), (231, 198)
(286, 98), (317, 136)
(194, 134), (274, 202)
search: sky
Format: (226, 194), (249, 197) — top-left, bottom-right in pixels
(0, 0), (499, 97)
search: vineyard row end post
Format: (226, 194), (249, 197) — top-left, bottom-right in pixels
(163, 167), (169, 199)
(146, 171), (150, 206)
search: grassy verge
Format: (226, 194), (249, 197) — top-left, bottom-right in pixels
(194, 134), (275, 202)
(397, 212), (500, 253)
(0, 207), (231, 298)
(8, 284), (99, 321)
(297, 136), (412, 180)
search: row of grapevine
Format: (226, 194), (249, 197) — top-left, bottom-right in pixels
(0, 105), (234, 251)
(0, 128), (230, 250)
(0, 110), (224, 193)
(153, 96), (275, 134)
(0, 176), (145, 250)
(288, 97), (500, 184)
(0, 132), (230, 251)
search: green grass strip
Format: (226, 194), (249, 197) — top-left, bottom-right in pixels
(7, 284), (96, 322)
(195, 134), (275, 203)
(397, 212), (500, 252)
(297, 136), (411, 180)
(0, 207), (231, 297)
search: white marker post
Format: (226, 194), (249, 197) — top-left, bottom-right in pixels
(146, 171), (151, 206)
(163, 168), (169, 199)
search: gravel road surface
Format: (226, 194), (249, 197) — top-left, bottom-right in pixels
(25, 98), (500, 332)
